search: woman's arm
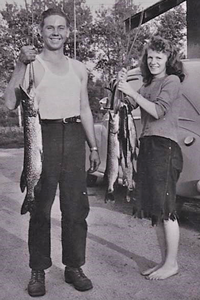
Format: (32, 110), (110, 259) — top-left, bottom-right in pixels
(118, 80), (159, 119)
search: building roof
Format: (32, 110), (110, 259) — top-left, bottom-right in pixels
(124, 0), (185, 32)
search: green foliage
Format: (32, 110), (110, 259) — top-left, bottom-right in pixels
(92, 0), (151, 81)
(0, 0), (187, 130)
(0, 0), (98, 127)
(0, 126), (24, 148)
(87, 74), (107, 121)
(154, 5), (186, 53)
(0, 80), (19, 127)
(62, 0), (94, 60)
(0, 0), (94, 79)
(92, 2), (186, 81)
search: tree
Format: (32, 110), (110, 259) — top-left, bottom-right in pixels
(154, 5), (186, 55)
(0, 0), (187, 127)
(87, 73), (107, 121)
(0, 12), (13, 82)
(0, 0), (96, 126)
(62, 0), (95, 60)
(92, 0), (151, 81)
(0, 0), (95, 78)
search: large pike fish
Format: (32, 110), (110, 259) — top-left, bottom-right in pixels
(17, 85), (43, 215)
(105, 110), (120, 202)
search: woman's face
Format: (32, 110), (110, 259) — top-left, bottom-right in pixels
(147, 49), (168, 78)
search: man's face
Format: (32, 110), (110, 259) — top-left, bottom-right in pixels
(41, 15), (69, 51)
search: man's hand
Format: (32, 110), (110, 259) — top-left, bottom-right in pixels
(88, 150), (101, 173)
(19, 45), (37, 65)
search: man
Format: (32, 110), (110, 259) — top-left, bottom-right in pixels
(4, 7), (100, 297)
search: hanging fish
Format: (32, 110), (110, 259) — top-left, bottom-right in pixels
(119, 104), (137, 202)
(104, 76), (138, 203)
(17, 82), (43, 215)
(105, 110), (120, 203)
(119, 104), (129, 166)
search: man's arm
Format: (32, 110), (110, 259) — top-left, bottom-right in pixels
(4, 46), (37, 110)
(79, 63), (100, 172)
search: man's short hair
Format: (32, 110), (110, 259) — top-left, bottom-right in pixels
(40, 7), (70, 28)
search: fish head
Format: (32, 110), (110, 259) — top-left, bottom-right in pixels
(19, 85), (38, 117)
(112, 82), (124, 114)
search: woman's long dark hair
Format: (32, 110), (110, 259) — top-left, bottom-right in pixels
(140, 36), (185, 86)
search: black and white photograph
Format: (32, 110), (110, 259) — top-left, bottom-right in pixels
(0, 0), (200, 299)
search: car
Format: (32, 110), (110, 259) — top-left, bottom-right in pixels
(86, 59), (200, 202)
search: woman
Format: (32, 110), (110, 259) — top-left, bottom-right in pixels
(118, 36), (184, 280)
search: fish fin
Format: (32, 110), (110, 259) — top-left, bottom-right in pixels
(21, 196), (29, 215)
(125, 188), (136, 203)
(14, 87), (22, 108)
(105, 192), (115, 203)
(21, 194), (35, 215)
(20, 170), (26, 193)
(19, 85), (31, 100)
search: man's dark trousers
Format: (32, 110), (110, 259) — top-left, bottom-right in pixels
(28, 121), (89, 270)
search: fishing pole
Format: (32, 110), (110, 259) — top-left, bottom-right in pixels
(111, 8), (144, 112)
(124, 9), (144, 68)
(24, 0), (35, 92)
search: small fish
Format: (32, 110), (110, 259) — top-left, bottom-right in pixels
(105, 77), (138, 203)
(108, 78), (124, 114)
(119, 104), (137, 202)
(119, 105), (129, 166)
(105, 110), (120, 203)
(17, 84), (43, 215)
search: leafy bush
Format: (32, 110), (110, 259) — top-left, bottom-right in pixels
(0, 126), (24, 148)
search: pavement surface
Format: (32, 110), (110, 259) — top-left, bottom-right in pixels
(0, 148), (200, 300)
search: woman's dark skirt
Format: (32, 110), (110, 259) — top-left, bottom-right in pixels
(134, 135), (183, 226)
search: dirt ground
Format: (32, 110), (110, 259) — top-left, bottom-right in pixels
(0, 148), (200, 300)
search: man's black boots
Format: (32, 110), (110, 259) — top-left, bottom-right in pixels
(65, 266), (93, 291)
(28, 270), (46, 297)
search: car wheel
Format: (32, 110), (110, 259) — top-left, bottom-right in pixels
(87, 173), (98, 187)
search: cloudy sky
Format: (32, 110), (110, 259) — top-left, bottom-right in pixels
(87, 0), (157, 10)
(0, 0), (158, 10)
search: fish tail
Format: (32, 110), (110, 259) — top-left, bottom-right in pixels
(105, 191), (115, 203)
(105, 177), (118, 203)
(125, 188), (135, 203)
(20, 193), (35, 215)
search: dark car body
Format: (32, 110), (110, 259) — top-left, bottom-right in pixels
(86, 59), (200, 199)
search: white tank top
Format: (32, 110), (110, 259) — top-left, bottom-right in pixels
(35, 55), (81, 119)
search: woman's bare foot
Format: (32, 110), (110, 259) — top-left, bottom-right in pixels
(141, 264), (162, 276)
(145, 263), (179, 280)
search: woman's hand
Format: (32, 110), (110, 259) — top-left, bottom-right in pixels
(118, 67), (135, 97)
(118, 80), (134, 98)
(117, 67), (128, 82)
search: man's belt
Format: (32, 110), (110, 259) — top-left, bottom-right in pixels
(41, 116), (81, 124)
